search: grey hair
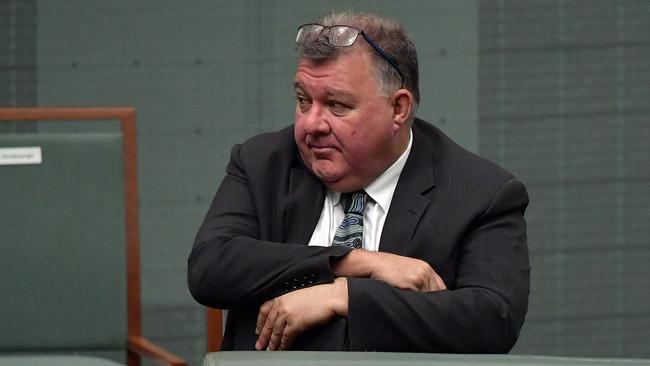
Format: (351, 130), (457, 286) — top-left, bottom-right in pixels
(297, 11), (420, 106)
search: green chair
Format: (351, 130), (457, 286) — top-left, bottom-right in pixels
(0, 108), (186, 366)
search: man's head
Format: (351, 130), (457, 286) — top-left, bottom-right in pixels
(293, 11), (419, 192)
(297, 12), (420, 105)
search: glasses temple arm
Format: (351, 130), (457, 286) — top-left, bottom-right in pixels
(360, 32), (405, 88)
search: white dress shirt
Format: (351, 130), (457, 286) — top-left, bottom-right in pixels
(308, 129), (413, 252)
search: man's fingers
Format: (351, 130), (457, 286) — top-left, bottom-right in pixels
(255, 283), (341, 351)
(433, 272), (447, 291)
(255, 300), (272, 335)
(423, 271), (447, 292)
(255, 305), (278, 350)
(267, 316), (287, 351)
(279, 323), (298, 350)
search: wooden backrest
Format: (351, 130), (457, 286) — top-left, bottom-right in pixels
(0, 108), (141, 352)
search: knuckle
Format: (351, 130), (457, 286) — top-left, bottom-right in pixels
(283, 327), (294, 338)
(282, 334), (291, 346)
(264, 322), (274, 331)
(415, 261), (433, 276)
(269, 308), (280, 320)
(261, 301), (272, 312)
(417, 261), (428, 271)
(258, 309), (267, 317)
(406, 272), (420, 283)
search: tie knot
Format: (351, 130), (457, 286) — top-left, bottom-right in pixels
(341, 191), (367, 215)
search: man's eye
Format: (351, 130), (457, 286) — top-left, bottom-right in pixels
(327, 101), (349, 113)
(296, 96), (311, 109)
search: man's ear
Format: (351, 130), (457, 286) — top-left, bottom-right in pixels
(390, 89), (414, 131)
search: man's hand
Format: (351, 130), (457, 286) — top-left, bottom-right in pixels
(333, 250), (446, 292)
(255, 277), (348, 351)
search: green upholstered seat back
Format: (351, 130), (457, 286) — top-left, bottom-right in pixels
(0, 133), (127, 351)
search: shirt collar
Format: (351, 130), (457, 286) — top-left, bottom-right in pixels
(331, 128), (413, 212)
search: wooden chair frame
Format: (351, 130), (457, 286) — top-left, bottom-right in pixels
(0, 107), (186, 366)
(207, 308), (223, 352)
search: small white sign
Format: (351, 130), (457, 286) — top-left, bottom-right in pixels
(0, 147), (43, 165)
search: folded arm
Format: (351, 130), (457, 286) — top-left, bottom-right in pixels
(255, 178), (529, 353)
(345, 178), (530, 352)
(187, 144), (351, 309)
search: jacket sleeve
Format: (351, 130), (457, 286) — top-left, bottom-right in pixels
(187, 144), (351, 309)
(346, 178), (530, 353)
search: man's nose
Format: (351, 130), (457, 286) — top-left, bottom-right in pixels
(302, 104), (330, 135)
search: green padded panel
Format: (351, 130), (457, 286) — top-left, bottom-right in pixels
(0, 355), (123, 366)
(0, 133), (127, 351)
(203, 352), (650, 366)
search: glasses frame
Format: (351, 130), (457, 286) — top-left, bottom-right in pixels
(297, 23), (404, 88)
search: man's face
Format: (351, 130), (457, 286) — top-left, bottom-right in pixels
(294, 50), (400, 192)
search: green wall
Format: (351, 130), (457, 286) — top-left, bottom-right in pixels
(3, 0), (649, 363)
(479, 0), (650, 358)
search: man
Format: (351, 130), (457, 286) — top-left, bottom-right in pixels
(188, 11), (529, 353)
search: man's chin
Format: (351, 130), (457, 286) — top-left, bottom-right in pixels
(314, 170), (365, 193)
(302, 160), (367, 192)
(312, 167), (344, 185)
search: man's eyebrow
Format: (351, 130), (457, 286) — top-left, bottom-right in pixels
(293, 82), (306, 93)
(292, 83), (355, 100)
(325, 88), (354, 100)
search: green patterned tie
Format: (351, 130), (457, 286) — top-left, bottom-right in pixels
(332, 191), (367, 249)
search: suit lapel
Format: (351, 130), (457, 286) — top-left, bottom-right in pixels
(379, 126), (436, 254)
(284, 164), (326, 244)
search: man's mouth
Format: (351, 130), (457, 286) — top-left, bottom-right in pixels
(308, 143), (336, 157)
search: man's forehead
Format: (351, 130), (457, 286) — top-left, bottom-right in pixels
(296, 49), (370, 74)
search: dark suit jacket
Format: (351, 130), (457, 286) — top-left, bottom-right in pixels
(188, 118), (530, 353)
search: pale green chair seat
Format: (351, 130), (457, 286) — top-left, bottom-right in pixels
(0, 355), (123, 366)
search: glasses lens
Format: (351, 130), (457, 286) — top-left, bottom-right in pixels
(297, 24), (323, 44)
(329, 26), (358, 47)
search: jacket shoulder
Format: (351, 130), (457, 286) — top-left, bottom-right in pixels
(239, 124), (295, 157)
(231, 125), (299, 173)
(413, 118), (518, 186)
